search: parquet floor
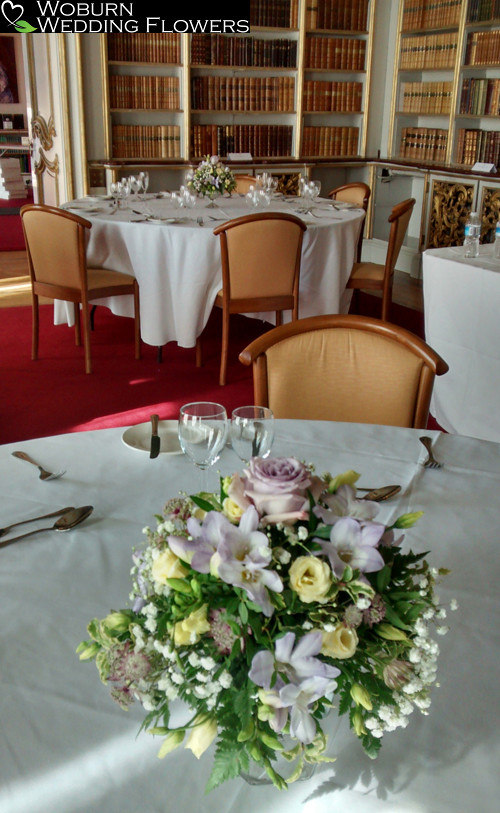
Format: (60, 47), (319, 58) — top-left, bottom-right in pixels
(0, 249), (424, 311)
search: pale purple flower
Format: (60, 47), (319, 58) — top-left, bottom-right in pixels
(249, 631), (339, 689)
(280, 675), (338, 743)
(168, 511), (229, 573)
(314, 484), (379, 525)
(316, 516), (385, 578)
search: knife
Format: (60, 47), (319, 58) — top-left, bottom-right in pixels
(150, 414), (161, 459)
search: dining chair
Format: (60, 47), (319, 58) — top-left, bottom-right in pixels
(239, 313), (448, 428)
(346, 197), (416, 322)
(328, 182), (371, 262)
(20, 203), (141, 374)
(196, 211), (307, 386)
(234, 175), (258, 194)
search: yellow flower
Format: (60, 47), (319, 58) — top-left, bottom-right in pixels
(222, 496), (245, 522)
(289, 556), (332, 603)
(328, 469), (361, 493)
(174, 605), (211, 646)
(350, 683), (373, 711)
(321, 624), (358, 659)
(185, 716), (217, 759)
(151, 549), (189, 584)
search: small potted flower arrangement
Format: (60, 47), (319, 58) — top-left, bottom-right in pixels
(186, 155), (236, 204)
(77, 457), (453, 792)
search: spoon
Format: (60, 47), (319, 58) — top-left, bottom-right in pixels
(12, 450), (66, 481)
(358, 485), (401, 502)
(0, 505), (94, 548)
(0, 506), (74, 538)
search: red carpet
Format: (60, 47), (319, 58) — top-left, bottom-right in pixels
(1, 296), (434, 445)
(0, 192), (31, 251)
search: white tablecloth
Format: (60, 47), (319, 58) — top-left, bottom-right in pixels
(422, 245), (500, 441)
(54, 195), (364, 347)
(1, 421), (499, 812)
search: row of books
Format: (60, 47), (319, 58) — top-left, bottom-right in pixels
(399, 127), (448, 161)
(0, 158), (27, 200)
(190, 34), (297, 68)
(455, 127), (500, 165)
(303, 80), (363, 112)
(465, 29), (500, 65)
(305, 0), (369, 32)
(191, 76), (295, 112)
(304, 36), (366, 71)
(400, 32), (458, 69)
(302, 125), (359, 157)
(460, 77), (500, 115)
(111, 125), (181, 158)
(107, 33), (181, 64)
(109, 75), (180, 111)
(400, 81), (453, 114)
(191, 124), (293, 158)
(467, 0), (500, 22)
(1, 113), (24, 130)
(249, 0), (296, 29)
(401, 0), (462, 32)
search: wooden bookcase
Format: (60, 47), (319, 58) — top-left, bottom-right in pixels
(101, 0), (375, 164)
(389, 0), (500, 168)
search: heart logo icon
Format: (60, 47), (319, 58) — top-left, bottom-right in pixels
(1, 0), (24, 25)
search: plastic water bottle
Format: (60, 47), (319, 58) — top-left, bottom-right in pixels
(464, 211), (481, 258)
(494, 220), (500, 259)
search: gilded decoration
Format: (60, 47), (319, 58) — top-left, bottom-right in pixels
(276, 173), (301, 196)
(480, 187), (500, 243)
(426, 181), (474, 248)
(31, 114), (56, 152)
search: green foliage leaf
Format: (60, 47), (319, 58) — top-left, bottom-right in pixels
(205, 739), (248, 792)
(14, 20), (37, 32)
(376, 564), (392, 593)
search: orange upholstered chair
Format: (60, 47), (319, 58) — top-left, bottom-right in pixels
(239, 313), (448, 428)
(234, 175), (258, 194)
(21, 203), (141, 374)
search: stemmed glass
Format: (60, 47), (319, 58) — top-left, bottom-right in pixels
(231, 406), (275, 464)
(109, 181), (120, 210)
(118, 178), (131, 209)
(139, 171), (149, 198)
(129, 175), (141, 203)
(178, 402), (228, 491)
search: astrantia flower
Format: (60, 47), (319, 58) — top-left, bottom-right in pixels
(316, 516), (385, 577)
(363, 594), (386, 627)
(208, 609), (239, 655)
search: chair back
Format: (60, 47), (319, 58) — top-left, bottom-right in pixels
(214, 212), (306, 302)
(385, 198), (415, 277)
(21, 204), (90, 292)
(234, 175), (258, 194)
(239, 314), (448, 428)
(328, 182), (371, 210)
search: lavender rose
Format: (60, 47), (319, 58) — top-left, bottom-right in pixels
(238, 457), (318, 525)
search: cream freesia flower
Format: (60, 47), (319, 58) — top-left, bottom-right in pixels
(185, 716), (218, 758)
(174, 605), (211, 646)
(321, 624), (358, 659)
(289, 556), (332, 604)
(151, 549), (188, 584)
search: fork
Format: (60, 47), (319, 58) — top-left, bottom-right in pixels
(419, 436), (442, 469)
(11, 451), (66, 481)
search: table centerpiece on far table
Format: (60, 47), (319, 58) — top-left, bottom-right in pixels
(186, 155), (236, 205)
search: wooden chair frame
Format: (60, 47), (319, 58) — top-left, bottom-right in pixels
(239, 313), (448, 429)
(328, 182), (371, 262)
(233, 174), (258, 194)
(20, 203), (141, 374)
(347, 197), (416, 322)
(197, 211), (306, 386)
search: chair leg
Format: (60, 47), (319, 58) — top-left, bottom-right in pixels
(81, 304), (93, 374)
(74, 303), (82, 346)
(31, 295), (39, 361)
(275, 311), (282, 327)
(90, 305), (97, 331)
(219, 309), (230, 386)
(195, 337), (202, 367)
(157, 346), (163, 363)
(133, 283), (141, 359)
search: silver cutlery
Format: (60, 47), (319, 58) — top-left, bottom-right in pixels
(0, 505), (94, 548)
(12, 451), (66, 481)
(0, 506), (74, 538)
(419, 436), (442, 469)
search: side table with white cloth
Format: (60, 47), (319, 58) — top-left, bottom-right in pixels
(422, 244), (500, 441)
(54, 195), (365, 349)
(1, 420), (499, 812)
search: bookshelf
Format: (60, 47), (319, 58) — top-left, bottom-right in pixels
(0, 128), (31, 181)
(390, 0), (500, 168)
(101, 0), (375, 166)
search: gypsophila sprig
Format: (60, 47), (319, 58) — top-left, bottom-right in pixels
(187, 155), (236, 199)
(77, 457), (454, 791)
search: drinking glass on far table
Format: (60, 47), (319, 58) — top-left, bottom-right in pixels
(178, 402), (228, 491)
(231, 406), (274, 464)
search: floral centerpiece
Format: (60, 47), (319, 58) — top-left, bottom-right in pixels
(187, 155), (236, 202)
(77, 458), (454, 792)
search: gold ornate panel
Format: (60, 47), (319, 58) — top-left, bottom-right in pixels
(480, 187), (500, 243)
(276, 173), (301, 196)
(426, 180), (474, 248)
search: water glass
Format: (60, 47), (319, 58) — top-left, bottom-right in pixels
(139, 171), (149, 197)
(231, 406), (274, 463)
(178, 402), (228, 490)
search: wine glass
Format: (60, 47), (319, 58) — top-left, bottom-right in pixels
(139, 171), (149, 198)
(178, 402), (228, 491)
(129, 175), (141, 203)
(109, 181), (120, 210)
(231, 406), (274, 464)
(310, 180), (321, 202)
